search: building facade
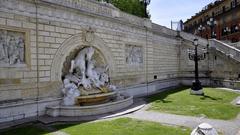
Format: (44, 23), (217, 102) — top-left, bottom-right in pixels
(184, 0), (240, 43)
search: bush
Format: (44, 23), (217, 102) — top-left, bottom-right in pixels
(96, 0), (150, 18)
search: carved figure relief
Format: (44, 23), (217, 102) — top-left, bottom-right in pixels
(125, 45), (143, 65)
(0, 29), (25, 66)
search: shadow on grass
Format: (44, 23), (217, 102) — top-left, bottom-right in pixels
(200, 95), (223, 101)
(146, 86), (190, 104)
(0, 125), (51, 135)
(0, 122), (88, 135)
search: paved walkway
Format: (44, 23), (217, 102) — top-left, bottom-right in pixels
(121, 89), (240, 135)
(127, 110), (240, 135)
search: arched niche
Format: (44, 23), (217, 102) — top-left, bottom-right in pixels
(50, 32), (115, 82)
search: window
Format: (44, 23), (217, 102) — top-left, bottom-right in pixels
(231, 0), (237, 8)
(222, 6), (226, 12)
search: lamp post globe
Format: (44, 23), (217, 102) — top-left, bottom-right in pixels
(198, 25), (205, 38)
(194, 38), (198, 46)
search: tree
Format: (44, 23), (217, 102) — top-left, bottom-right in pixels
(96, 0), (150, 18)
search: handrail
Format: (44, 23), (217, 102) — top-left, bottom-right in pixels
(179, 31), (208, 46)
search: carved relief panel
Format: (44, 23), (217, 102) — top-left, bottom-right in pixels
(0, 27), (28, 67)
(125, 45), (143, 65)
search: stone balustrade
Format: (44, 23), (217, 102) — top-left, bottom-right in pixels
(180, 31), (208, 46)
(209, 39), (240, 63)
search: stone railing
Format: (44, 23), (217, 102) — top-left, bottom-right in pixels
(152, 23), (177, 37)
(40, 0), (146, 27)
(209, 39), (240, 63)
(221, 40), (240, 49)
(230, 42), (240, 50)
(41, 0), (115, 17)
(179, 31), (208, 46)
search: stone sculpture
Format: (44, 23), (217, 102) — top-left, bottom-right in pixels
(69, 47), (95, 89)
(191, 123), (218, 135)
(69, 47), (110, 90)
(17, 37), (25, 63)
(0, 35), (8, 62)
(62, 78), (80, 106)
(237, 99), (240, 105)
(0, 29), (25, 65)
(62, 46), (114, 105)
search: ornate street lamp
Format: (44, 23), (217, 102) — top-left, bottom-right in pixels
(140, 0), (151, 18)
(198, 25), (205, 37)
(207, 18), (217, 38)
(188, 39), (207, 95)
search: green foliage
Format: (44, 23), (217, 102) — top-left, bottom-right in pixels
(148, 87), (240, 120)
(97, 0), (150, 18)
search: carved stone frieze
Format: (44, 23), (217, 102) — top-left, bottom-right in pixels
(0, 29), (26, 66)
(125, 45), (143, 65)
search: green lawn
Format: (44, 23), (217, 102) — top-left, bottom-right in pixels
(148, 87), (240, 120)
(0, 118), (191, 135)
(53, 118), (191, 135)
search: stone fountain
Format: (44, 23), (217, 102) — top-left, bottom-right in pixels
(46, 46), (133, 117)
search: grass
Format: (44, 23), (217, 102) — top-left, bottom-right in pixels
(148, 87), (240, 120)
(0, 118), (191, 135)
(53, 118), (191, 135)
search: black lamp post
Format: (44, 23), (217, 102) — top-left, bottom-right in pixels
(198, 25), (205, 37)
(140, 0), (151, 18)
(188, 39), (207, 95)
(207, 17), (217, 38)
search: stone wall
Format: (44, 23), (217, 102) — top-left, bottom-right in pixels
(0, 0), (181, 122)
(0, 0), (239, 123)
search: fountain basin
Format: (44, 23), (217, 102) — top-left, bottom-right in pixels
(76, 91), (116, 105)
(46, 94), (133, 117)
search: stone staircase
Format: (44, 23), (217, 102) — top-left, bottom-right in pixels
(209, 39), (240, 63)
(180, 31), (240, 63)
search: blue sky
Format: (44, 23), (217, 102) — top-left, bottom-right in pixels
(149, 0), (215, 29)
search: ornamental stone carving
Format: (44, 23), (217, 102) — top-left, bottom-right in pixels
(0, 29), (25, 66)
(125, 45), (143, 65)
(83, 27), (95, 43)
